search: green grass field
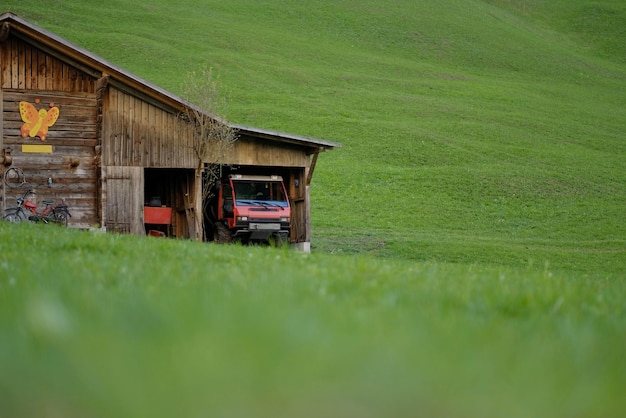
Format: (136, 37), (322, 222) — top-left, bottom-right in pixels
(1, 0), (625, 417)
(1, 224), (625, 417)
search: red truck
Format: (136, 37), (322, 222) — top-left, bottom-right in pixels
(215, 174), (291, 244)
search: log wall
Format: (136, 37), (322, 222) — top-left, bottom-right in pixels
(1, 90), (98, 228)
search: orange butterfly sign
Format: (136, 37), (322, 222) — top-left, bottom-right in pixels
(19, 101), (60, 141)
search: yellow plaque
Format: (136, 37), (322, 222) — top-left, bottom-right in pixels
(22, 144), (53, 153)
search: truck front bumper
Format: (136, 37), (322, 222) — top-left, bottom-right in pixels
(233, 221), (290, 241)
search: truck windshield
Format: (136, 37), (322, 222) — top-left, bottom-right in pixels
(233, 181), (288, 207)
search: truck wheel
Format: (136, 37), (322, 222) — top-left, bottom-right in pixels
(271, 233), (289, 248)
(215, 222), (232, 244)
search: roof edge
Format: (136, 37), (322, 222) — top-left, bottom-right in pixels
(233, 124), (342, 150)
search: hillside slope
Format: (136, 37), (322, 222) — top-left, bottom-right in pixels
(2, 0), (625, 273)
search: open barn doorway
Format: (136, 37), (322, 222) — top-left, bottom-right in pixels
(144, 168), (197, 238)
(202, 164), (306, 243)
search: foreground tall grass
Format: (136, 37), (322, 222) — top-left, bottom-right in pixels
(1, 223), (625, 418)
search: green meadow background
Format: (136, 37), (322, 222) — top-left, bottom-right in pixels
(1, 1), (625, 417)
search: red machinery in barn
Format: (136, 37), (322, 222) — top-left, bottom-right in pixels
(215, 174), (291, 244)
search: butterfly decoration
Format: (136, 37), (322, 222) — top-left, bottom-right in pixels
(19, 100), (60, 141)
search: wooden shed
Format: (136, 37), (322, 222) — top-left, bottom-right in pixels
(0, 12), (339, 249)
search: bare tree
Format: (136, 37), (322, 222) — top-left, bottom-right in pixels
(178, 68), (238, 239)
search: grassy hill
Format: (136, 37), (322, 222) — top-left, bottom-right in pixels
(3, 0), (625, 272)
(1, 1), (626, 417)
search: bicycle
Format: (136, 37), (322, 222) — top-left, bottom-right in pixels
(3, 189), (71, 226)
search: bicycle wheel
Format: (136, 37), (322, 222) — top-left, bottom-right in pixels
(3, 208), (25, 223)
(52, 211), (69, 226)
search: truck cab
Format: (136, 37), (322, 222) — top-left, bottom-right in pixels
(216, 174), (291, 243)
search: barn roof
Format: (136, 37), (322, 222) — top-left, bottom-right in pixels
(0, 12), (341, 152)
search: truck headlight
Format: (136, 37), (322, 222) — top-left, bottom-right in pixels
(280, 217), (289, 223)
(236, 216), (248, 221)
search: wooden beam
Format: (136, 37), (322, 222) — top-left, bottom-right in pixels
(94, 73), (109, 230)
(0, 22), (10, 42)
(306, 149), (321, 186)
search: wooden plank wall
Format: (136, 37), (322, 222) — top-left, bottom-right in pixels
(1, 90), (98, 228)
(1, 36), (95, 92)
(102, 166), (143, 234)
(102, 87), (196, 168)
(1, 36), (98, 228)
(229, 137), (310, 168)
(0, 33), (98, 228)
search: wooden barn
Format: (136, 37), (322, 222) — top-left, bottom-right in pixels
(0, 12), (339, 249)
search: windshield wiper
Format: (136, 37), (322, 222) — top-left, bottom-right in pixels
(237, 199), (284, 210)
(253, 201), (285, 210)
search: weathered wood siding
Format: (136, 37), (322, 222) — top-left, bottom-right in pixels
(102, 166), (143, 234)
(101, 87), (196, 168)
(1, 36), (95, 92)
(229, 136), (309, 168)
(1, 90), (98, 228)
(1, 36), (98, 228)
(287, 168), (308, 243)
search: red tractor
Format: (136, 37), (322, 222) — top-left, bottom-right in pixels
(214, 174), (291, 244)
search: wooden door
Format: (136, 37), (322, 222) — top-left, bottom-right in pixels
(104, 166), (144, 235)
